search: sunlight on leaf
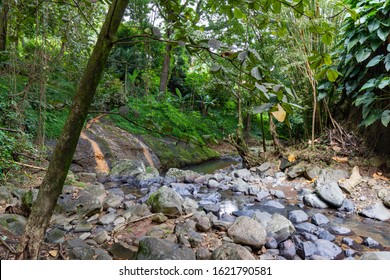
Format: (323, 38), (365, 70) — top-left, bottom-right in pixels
(271, 104), (286, 122)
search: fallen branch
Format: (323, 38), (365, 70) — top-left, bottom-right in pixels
(0, 235), (16, 254)
(13, 162), (47, 171)
(0, 127), (23, 133)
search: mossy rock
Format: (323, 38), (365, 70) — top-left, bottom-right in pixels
(147, 186), (184, 216)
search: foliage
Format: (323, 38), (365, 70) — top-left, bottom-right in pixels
(321, 0), (390, 127)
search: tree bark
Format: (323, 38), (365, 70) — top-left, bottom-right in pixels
(0, 0), (9, 52)
(16, 0), (129, 260)
(159, 27), (172, 93)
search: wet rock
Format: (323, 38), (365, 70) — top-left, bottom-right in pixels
(233, 169), (252, 180)
(342, 237), (354, 247)
(228, 216), (267, 248)
(288, 210), (309, 224)
(57, 187), (102, 217)
(265, 237), (278, 249)
(314, 239), (342, 260)
(330, 226), (351, 235)
(211, 243), (255, 260)
(360, 203), (390, 221)
(315, 169), (349, 186)
(317, 228), (335, 241)
(0, 214), (26, 236)
(338, 199), (355, 212)
(170, 183), (199, 197)
(344, 249), (355, 257)
(255, 190), (270, 201)
(94, 230), (109, 245)
(304, 165), (321, 180)
(147, 186), (184, 216)
(338, 166), (362, 194)
(294, 237), (317, 259)
(363, 237), (379, 248)
(232, 178), (250, 193)
(45, 227), (66, 243)
(110, 160), (146, 177)
(360, 251), (390, 260)
(208, 179), (220, 188)
(316, 182), (345, 208)
(136, 237), (195, 260)
(74, 220), (93, 233)
(198, 192), (221, 205)
(287, 165), (306, 179)
(264, 200), (285, 209)
(166, 168), (200, 182)
(266, 213), (295, 243)
(202, 204), (220, 216)
(279, 240), (296, 260)
(295, 222), (318, 235)
(182, 197), (199, 214)
(109, 242), (136, 259)
(98, 213), (117, 225)
(311, 213), (329, 226)
(196, 247), (211, 260)
(303, 193), (328, 209)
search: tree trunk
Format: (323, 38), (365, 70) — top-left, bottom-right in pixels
(0, 0), (9, 52)
(269, 114), (281, 152)
(16, 0), (129, 260)
(159, 27), (172, 93)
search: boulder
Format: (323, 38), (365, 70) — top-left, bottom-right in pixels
(316, 182), (345, 208)
(136, 166), (160, 180)
(228, 216), (267, 248)
(360, 251), (390, 260)
(279, 239), (296, 260)
(303, 193), (328, 209)
(0, 214), (26, 236)
(211, 243), (255, 260)
(288, 210), (309, 224)
(165, 168), (201, 182)
(287, 165), (306, 179)
(315, 169), (349, 187)
(208, 179), (220, 188)
(147, 186), (184, 216)
(338, 166), (362, 194)
(232, 178), (250, 193)
(266, 213), (295, 243)
(170, 183), (199, 197)
(136, 237), (195, 260)
(196, 247), (211, 260)
(103, 193), (124, 209)
(109, 242), (136, 259)
(360, 203), (390, 221)
(264, 200), (285, 209)
(338, 199), (355, 212)
(314, 239), (342, 260)
(304, 165), (321, 180)
(311, 213), (329, 226)
(110, 160), (146, 177)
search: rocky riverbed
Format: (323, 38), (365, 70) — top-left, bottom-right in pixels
(0, 159), (389, 260)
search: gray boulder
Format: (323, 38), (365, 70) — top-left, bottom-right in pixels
(314, 239), (342, 260)
(288, 210), (309, 224)
(211, 243), (255, 260)
(166, 168), (201, 182)
(0, 214), (27, 236)
(147, 186), (184, 216)
(316, 182), (345, 208)
(110, 160), (146, 177)
(266, 213), (295, 243)
(304, 165), (321, 180)
(232, 178), (250, 193)
(315, 169), (349, 186)
(311, 213), (329, 226)
(303, 193), (328, 209)
(360, 203), (390, 221)
(279, 240), (296, 260)
(287, 165), (306, 179)
(228, 216), (266, 248)
(103, 193), (124, 209)
(136, 237), (195, 260)
(360, 251), (390, 260)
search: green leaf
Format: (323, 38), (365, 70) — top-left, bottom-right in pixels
(233, 8), (245, 19)
(387, 44), (390, 52)
(347, 37), (359, 52)
(378, 77), (390, 89)
(366, 55), (384, 67)
(323, 54), (332, 66)
(378, 28), (390, 41)
(359, 78), (377, 91)
(385, 54), (390, 71)
(272, 1), (282, 13)
(253, 103), (273, 114)
(362, 112), (380, 127)
(255, 82), (268, 94)
(355, 48), (372, 63)
(251, 67), (262, 80)
(368, 19), (381, 33)
(321, 32), (333, 45)
(381, 110), (390, 127)
(326, 69), (339, 82)
(210, 64), (221, 72)
(370, 40), (383, 51)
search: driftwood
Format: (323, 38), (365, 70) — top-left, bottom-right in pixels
(13, 162), (47, 171)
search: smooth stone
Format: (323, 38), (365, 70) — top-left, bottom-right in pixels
(255, 190), (270, 201)
(187, 230), (204, 248)
(79, 232), (91, 240)
(317, 228), (335, 241)
(170, 183), (199, 196)
(265, 237), (278, 249)
(314, 239), (342, 260)
(330, 226), (351, 235)
(147, 186), (184, 216)
(232, 178), (250, 193)
(288, 210), (309, 224)
(304, 166), (321, 180)
(338, 166), (362, 194)
(202, 204), (220, 216)
(74, 220), (93, 233)
(94, 230), (109, 245)
(232, 210), (255, 218)
(287, 165), (306, 179)
(193, 215), (211, 232)
(233, 169), (252, 180)
(344, 249), (355, 257)
(363, 237), (379, 248)
(279, 240), (296, 260)
(338, 199), (355, 212)
(315, 169), (349, 186)
(342, 237), (354, 247)
(316, 182), (345, 208)
(227, 216), (266, 248)
(98, 213), (117, 225)
(136, 237), (195, 260)
(294, 237), (317, 259)
(208, 179), (220, 188)
(174, 220), (196, 236)
(311, 213), (329, 226)
(295, 222), (318, 235)
(303, 193), (329, 209)
(360, 252), (390, 260)
(254, 211), (272, 228)
(45, 227), (66, 243)
(182, 197), (199, 214)
(264, 200), (285, 209)
(109, 242), (136, 259)
(266, 213), (295, 243)
(360, 203), (390, 221)
(211, 243), (255, 260)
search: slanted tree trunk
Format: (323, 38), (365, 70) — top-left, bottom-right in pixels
(16, 0), (129, 260)
(159, 27), (172, 93)
(0, 0), (9, 52)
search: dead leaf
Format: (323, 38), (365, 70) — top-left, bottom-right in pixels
(49, 250), (58, 258)
(331, 146), (342, 152)
(332, 156), (348, 163)
(373, 172), (389, 181)
(288, 154), (296, 162)
(271, 104), (286, 122)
